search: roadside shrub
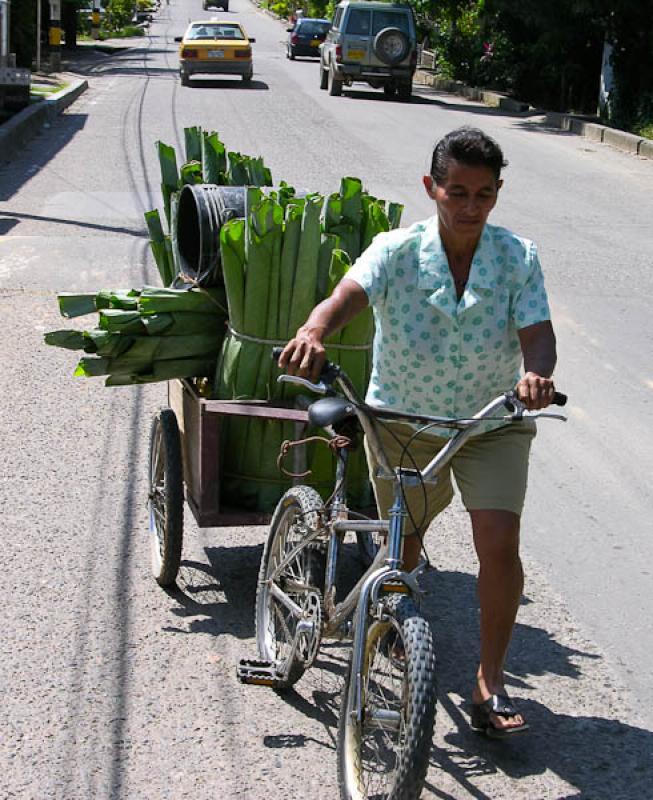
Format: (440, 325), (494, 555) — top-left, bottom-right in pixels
(270, 1), (291, 18)
(111, 24), (145, 37)
(105, 0), (133, 30)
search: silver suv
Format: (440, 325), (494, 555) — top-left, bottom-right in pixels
(319, 0), (417, 100)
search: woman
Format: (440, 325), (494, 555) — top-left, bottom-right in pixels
(280, 126), (557, 737)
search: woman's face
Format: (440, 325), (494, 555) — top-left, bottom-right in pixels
(422, 159), (501, 243)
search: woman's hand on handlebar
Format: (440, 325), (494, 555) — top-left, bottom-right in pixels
(515, 371), (556, 410)
(278, 325), (327, 383)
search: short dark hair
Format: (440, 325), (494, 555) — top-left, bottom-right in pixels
(430, 127), (507, 184)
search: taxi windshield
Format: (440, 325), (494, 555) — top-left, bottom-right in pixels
(187, 24), (245, 40)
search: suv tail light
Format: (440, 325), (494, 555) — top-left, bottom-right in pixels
(335, 44), (342, 63)
(291, 33), (298, 44)
(410, 49), (417, 66)
(181, 48), (198, 58)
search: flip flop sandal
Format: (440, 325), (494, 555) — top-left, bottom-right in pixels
(470, 694), (530, 739)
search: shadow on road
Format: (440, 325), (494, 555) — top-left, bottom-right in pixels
(155, 517), (652, 798)
(341, 85), (542, 120)
(422, 568), (652, 799)
(0, 216), (19, 235)
(0, 113), (88, 201)
(241, 560), (652, 797)
(163, 542), (263, 639)
(515, 118), (584, 138)
(62, 45), (177, 78)
(0, 209), (148, 238)
(186, 78), (269, 91)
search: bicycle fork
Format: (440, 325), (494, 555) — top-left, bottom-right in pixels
(347, 482), (423, 725)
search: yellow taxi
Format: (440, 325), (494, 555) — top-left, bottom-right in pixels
(175, 20), (255, 86)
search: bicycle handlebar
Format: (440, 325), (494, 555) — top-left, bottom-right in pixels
(272, 346), (567, 409)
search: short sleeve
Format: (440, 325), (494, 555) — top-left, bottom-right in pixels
(511, 243), (551, 329)
(346, 232), (389, 308)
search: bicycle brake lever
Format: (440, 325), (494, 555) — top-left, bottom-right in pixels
(522, 409), (568, 422)
(277, 374), (329, 395)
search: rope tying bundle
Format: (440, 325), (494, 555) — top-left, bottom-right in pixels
(228, 326), (371, 351)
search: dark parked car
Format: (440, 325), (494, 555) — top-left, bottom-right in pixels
(286, 18), (331, 60)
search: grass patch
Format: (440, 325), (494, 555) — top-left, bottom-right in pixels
(634, 122), (653, 141)
(78, 24), (145, 41)
(30, 81), (69, 98)
(109, 24), (147, 38)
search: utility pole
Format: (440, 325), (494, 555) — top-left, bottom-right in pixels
(49, 0), (61, 71)
(0, 0), (10, 67)
(36, 0), (41, 71)
(92, 0), (100, 40)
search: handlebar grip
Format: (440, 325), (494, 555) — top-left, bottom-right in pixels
(271, 346), (340, 381)
(552, 391), (567, 406)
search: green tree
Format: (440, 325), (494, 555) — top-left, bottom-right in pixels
(105, 0), (134, 30)
(594, 0), (653, 132)
(482, 0), (604, 112)
(9, 0), (36, 67)
(414, 0), (653, 131)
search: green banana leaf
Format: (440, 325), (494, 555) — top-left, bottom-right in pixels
(184, 126), (202, 163)
(156, 140), (179, 227)
(57, 293), (98, 318)
(202, 131), (227, 183)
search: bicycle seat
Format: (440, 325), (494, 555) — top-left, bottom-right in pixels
(308, 396), (356, 428)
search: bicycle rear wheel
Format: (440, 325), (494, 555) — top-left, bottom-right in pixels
(255, 485), (326, 688)
(337, 596), (437, 800)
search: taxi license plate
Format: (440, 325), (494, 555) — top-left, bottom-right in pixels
(348, 48), (364, 59)
(310, 38), (321, 46)
(208, 49), (224, 58)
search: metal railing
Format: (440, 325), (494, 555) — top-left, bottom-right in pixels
(418, 46), (437, 71)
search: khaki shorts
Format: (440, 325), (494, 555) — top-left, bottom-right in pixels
(364, 421), (536, 534)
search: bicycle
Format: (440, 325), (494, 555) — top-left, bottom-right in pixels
(238, 350), (567, 800)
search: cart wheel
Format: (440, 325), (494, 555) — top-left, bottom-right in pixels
(148, 409), (184, 587)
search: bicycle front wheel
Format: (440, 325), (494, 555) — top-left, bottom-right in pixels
(255, 485), (326, 689)
(337, 596), (437, 800)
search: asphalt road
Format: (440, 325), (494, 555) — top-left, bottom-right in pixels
(1, 0), (652, 797)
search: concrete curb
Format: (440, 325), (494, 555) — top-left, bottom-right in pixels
(415, 68), (652, 161)
(414, 69), (530, 113)
(544, 111), (651, 158)
(0, 77), (88, 165)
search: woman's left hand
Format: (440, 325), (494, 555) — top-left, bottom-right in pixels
(515, 372), (555, 410)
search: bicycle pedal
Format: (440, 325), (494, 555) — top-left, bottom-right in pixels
(379, 579), (410, 594)
(237, 658), (285, 688)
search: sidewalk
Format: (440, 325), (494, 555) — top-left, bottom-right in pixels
(0, 71), (88, 165)
(0, 41), (130, 166)
(414, 68), (653, 161)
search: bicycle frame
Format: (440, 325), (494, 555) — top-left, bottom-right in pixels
(273, 367), (566, 718)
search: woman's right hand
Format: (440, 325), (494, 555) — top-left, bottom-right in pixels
(278, 325), (327, 382)
(277, 279), (369, 382)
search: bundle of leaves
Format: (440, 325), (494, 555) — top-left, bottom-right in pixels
(45, 286), (228, 386)
(214, 178), (403, 512)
